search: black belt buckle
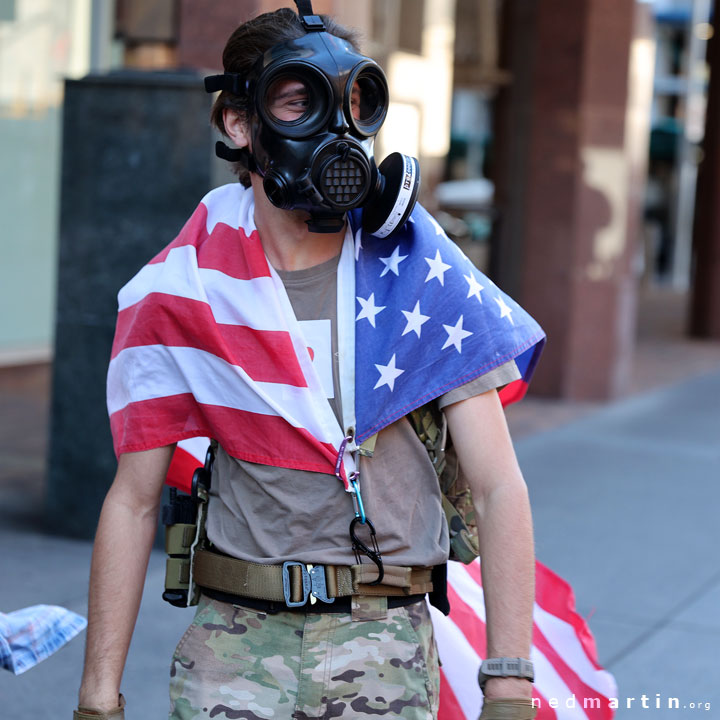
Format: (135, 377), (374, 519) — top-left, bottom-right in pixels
(282, 562), (335, 607)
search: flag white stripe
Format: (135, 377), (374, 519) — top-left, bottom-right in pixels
(177, 436), (210, 461)
(202, 269), (291, 331)
(118, 245), (203, 311)
(202, 183), (253, 234)
(428, 603), (479, 720)
(529, 645), (594, 719)
(447, 562), (487, 621)
(533, 605), (618, 697)
(337, 229), (357, 438)
(118, 248), (293, 333)
(107, 345), (336, 443)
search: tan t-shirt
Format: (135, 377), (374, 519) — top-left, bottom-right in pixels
(206, 254), (520, 567)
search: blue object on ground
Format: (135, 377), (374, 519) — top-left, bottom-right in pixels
(0, 605), (87, 675)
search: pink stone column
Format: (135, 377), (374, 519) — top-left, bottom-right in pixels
(492, 0), (645, 399)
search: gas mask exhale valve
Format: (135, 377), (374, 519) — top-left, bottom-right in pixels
(205, 0), (420, 237)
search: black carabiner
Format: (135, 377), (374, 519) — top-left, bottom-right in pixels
(349, 516), (384, 585)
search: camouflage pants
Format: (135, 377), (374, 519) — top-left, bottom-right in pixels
(169, 594), (439, 719)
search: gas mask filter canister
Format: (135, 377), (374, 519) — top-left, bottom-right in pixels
(205, 2), (420, 237)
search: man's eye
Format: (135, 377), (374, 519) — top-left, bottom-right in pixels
(266, 79), (311, 120)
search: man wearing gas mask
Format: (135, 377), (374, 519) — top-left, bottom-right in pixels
(76, 3), (543, 720)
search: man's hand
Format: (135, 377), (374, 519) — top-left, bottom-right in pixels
(480, 678), (536, 720)
(74, 693), (126, 719)
(479, 697), (537, 720)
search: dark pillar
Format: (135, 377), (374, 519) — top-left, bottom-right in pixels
(46, 72), (214, 538)
(689, 3), (720, 338)
(491, 0), (644, 399)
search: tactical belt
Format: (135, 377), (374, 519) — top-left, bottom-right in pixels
(193, 549), (433, 607)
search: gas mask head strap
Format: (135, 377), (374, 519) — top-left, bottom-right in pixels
(204, 74), (248, 95)
(294, 0), (325, 31)
(204, 70), (252, 164)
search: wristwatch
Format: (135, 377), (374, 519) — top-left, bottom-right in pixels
(478, 657), (534, 691)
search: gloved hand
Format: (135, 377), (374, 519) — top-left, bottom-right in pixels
(478, 697), (537, 720)
(73, 694), (125, 719)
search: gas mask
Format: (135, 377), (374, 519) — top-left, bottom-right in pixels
(205, 2), (420, 237)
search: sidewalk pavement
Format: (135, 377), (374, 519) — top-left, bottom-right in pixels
(1, 289), (719, 718)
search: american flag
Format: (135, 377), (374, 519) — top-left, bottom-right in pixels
(432, 561), (617, 719)
(107, 183), (544, 485)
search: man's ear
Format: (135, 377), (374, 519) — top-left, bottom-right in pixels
(223, 109), (250, 149)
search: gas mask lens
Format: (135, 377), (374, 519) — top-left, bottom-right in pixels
(348, 68), (388, 135)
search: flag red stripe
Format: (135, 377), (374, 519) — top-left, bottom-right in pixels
(438, 669), (467, 720)
(446, 583), (487, 656)
(111, 292), (308, 386)
(110, 393), (338, 474)
(166, 445), (201, 494)
(498, 377), (528, 406)
(150, 203), (270, 281)
(533, 562), (605, 671)
(196, 222), (270, 279)
(531, 624), (613, 720)
(462, 559), (482, 585)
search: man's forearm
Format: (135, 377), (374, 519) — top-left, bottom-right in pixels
(79, 483), (160, 710)
(444, 391), (536, 701)
(475, 481), (535, 659)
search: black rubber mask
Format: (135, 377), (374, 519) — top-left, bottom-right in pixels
(205, 12), (420, 236)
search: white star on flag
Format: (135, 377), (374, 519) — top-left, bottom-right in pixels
(464, 273), (485, 303)
(379, 246), (408, 277)
(356, 293), (386, 327)
(373, 353), (405, 391)
(442, 315), (473, 353)
(401, 300), (430, 338)
(494, 296), (514, 325)
(424, 250), (452, 286)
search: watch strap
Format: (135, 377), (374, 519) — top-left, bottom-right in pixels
(478, 657), (534, 691)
